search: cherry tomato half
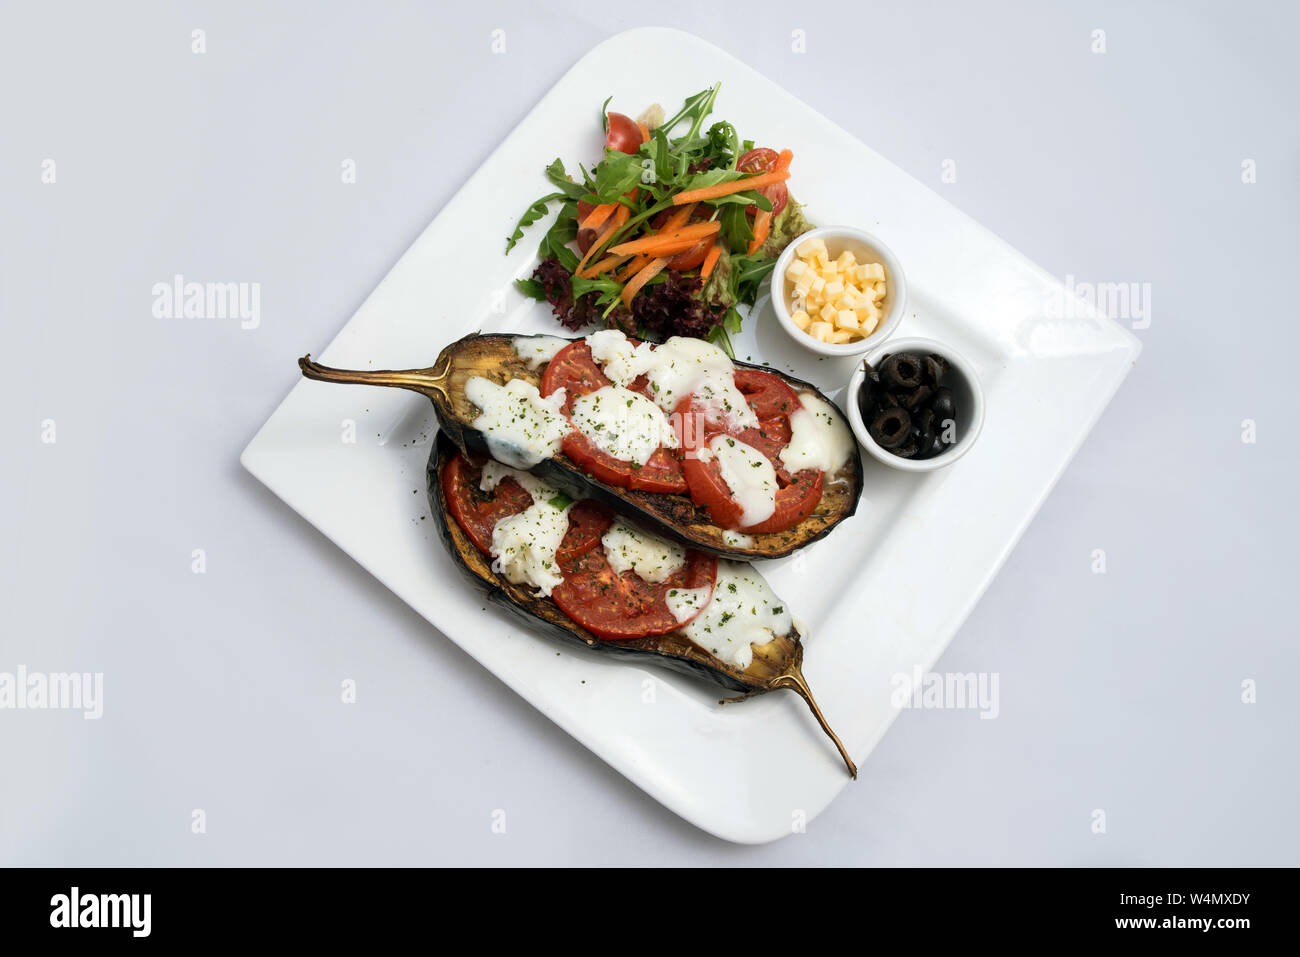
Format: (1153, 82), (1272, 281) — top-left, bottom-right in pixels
(605, 112), (642, 155)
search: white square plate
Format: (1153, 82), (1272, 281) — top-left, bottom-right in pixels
(241, 27), (1139, 843)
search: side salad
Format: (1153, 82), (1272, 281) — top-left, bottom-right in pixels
(507, 84), (814, 357)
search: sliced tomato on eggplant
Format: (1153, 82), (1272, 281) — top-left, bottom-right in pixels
(552, 511), (716, 640)
(541, 340), (688, 494)
(297, 333), (863, 560)
(442, 452), (534, 553)
(427, 434), (856, 777)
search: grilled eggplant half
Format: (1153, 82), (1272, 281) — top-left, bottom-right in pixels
(426, 432), (856, 778)
(299, 333), (863, 560)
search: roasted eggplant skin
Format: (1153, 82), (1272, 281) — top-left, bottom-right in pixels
(302, 333), (864, 561)
(425, 432), (857, 777)
(428, 432), (780, 693)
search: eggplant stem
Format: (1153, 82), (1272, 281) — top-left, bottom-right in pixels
(770, 665), (858, 779)
(298, 354), (452, 401)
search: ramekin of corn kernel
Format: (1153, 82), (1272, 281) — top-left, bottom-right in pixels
(769, 227), (907, 357)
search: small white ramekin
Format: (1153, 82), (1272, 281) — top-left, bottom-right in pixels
(769, 226), (907, 357)
(846, 336), (985, 472)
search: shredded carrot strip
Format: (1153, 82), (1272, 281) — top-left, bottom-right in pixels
(579, 203), (616, 232)
(659, 202), (695, 234)
(621, 258), (668, 308)
(638, 122), (650, 143)
(573, 206), (630, 276)
(617, 254), (652, 281)
(672, 169), (790, 205)
(774, 148), (793, 173)
(701, 242), (722, 278)
(577, 253), (631, 279)
(746, 208), (773, 255)
(608, 221), (720, 256)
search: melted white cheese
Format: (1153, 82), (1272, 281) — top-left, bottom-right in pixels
(569, 386), (679, 466)
(511, 335), (569, 370)
(476, 460), (570, 597)
(489, 502), (571, 597)
(586, 329), (640, 385)
(680, 561), (792, 669)
(601, 521), (686, 584)
(478, 459), (557, 502)
(722, 530), (754, 549)
(465, 376), (571, 470)
(583, 330), (758, 431)
(665, 585), (713, 624)
(703, 434), (777, 528)
(780, 392), (853, 474)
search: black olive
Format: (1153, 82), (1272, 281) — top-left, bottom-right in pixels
(924, 354), (949, 385)
(856, 385), (875, 424)
(916, 407), (937, 436)
(916, 431), (946, 459)
(869, 407), (911, 448)
(931, 386), (956, 421)
(894, 437), (920, 458)
(880, 353), (923, 390)
(903, 384), (933, 409)
(882, 390), (902, 408)
(857, 365), (882, 409)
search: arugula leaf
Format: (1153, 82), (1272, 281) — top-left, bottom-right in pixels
(719, 203), (755, 254)
(705, 189), (772, 210)
(515, 277), (546, 299)
(709, 321), (736, 358)
(572, 275), (621, 300)
(587, 149), (644, 203)
(706, 121), (740, 170)
(732, 254), (778, 306)
(539, 205), (580, 272)
(660, 84), (720, 139)
(545, 158), (587, 201)
(505, 192), (565, 253)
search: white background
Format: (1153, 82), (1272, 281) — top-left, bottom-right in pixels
(2, 0), (1296, 864)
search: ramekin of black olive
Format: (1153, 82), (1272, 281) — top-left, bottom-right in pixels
(845, 337), (985, 472)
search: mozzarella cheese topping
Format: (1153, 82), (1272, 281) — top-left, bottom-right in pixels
(584, 330), (759, 431)
(511, 335), (569, 370)
(470, 464), (798, 668)
(702, 434), (777, 528)
(665, 585), (713, 624)
(780, 392), (853, 474)
(569, 386), (679, 466)
(465, 376), (571, 470)
(601, 521), (686, 584)
(477, 460), (570, 597)
(679, 561), (792, 669)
